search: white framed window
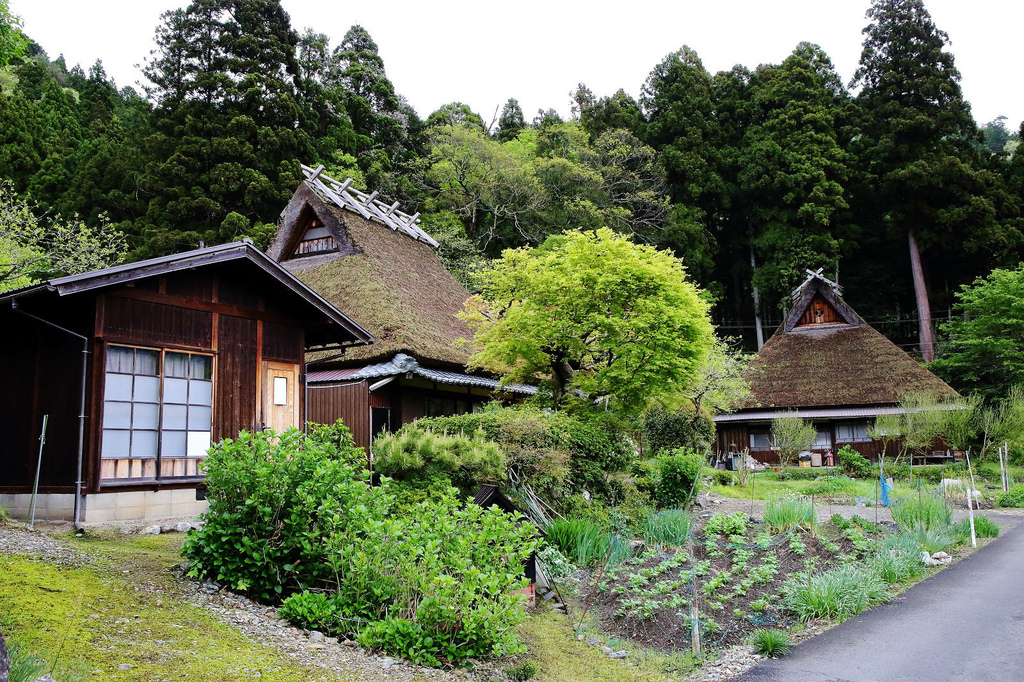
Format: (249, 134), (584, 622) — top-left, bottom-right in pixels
(814, 427), (832, 449)
(101, 345), (213, 481)
(750, 432), (773, 450)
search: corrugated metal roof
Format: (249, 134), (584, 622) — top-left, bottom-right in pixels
(307, 353), (537, 395)
(714, 403), (962, 423)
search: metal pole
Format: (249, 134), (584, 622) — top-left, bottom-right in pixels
(29, 415), (49, 530)
(12, 300), (89, 531)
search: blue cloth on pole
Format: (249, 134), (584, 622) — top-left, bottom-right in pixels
(879, 475), (893, 507)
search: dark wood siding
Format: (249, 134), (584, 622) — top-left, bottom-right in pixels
(308, 382), (370, 450)
(0, 312), (85, 491)
(164, 270), (214, 300)
(215, 315), (258, 439)
(103, 296), (212, 349)
(262, 321), (303, 363)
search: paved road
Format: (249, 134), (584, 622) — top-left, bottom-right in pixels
(735, 514), (1024, 682)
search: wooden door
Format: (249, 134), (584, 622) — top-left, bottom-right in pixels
(262, 362), (301, 432)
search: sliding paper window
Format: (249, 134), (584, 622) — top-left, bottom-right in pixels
(101, 346), (213, 482)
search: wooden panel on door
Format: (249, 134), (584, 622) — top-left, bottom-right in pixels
(263, 362), (300, 432)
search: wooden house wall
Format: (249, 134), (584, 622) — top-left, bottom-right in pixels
(0, 312), (86, 492)
(215, 315), (259, 439)
(308, 381), (371, 450)
(715, 419), (895, 465)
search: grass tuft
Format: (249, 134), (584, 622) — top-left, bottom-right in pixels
(748, 628), (792, 658)
(953, 516), (1000, 540)
(763, 497), (816, 535)
(642, 509), (693, 547)
(786, 564), (887, 622)
(891, 493), (952, 531)
(544, 518), (632, 568)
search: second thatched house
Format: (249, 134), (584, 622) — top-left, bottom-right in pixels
(714, 270), (957, 464)
(267, 165), (535, 450)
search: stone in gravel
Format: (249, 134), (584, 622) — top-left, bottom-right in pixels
(117, 663), (134, 670)
(175, 521), (192, 533)
(380, 657), (396, 670)
(600, 646), (613, 655)
(609, 650), (628, 659)
(201, 582), (221, 594)
(342, 639), (357, 646)
(309, 631), (325, 642)
(324, 637), (338, 645)
(142, 525), (161, 535)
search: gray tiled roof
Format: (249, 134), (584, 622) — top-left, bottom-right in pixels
(308, 353), (537, 395)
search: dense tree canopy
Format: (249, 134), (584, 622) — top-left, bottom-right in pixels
(931, 266), (1024, 401)
(2, 0), (1024, 383)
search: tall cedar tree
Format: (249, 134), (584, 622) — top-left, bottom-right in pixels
(495, 98), (525, 142)
(331, 25), (407, 186)
(142, 0), (311, 255)
(741, 43), (856, 307)
(850, 0), (1002, 360)
(639, 47), (726, 289)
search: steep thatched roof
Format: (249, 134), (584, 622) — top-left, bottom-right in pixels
(742, 271), (956, 409)
(267, 181), (474, 367)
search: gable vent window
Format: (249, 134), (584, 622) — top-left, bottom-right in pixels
(293, 220), (337, 256)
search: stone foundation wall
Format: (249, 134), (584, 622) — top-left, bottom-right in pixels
(1, 489), (208, 523)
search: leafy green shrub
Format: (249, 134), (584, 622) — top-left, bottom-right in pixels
(416, 405), (631, 504)
(704, 511), (748, 536)
(642, 509), (693, 546)
(953, 516), (1000, 539)
(886, 463), (911, 480)
(535, 544), (578, 584)
(704, 466), (737, 486)
(642, 406), (715, 454)
(184, 426), (380, 600)
(805, 475), (857, 496)
(190, 426), (538, 667)
(650, 447), (705, 508)
(891, 493), (952, 531)
(997, 485), (1024, 508)
(837, 446), (874, 478)
(786, 565), (887, 621)
(763, 497), (816, 535)
(373, 427), (504, 496)
(749, 628), (792, 658)
(279, 591), (351, 633)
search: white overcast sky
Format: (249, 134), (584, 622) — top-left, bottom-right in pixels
(12, 0), (1023, 131)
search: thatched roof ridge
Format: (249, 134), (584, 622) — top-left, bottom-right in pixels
(744, 324), (957, 409)
(268, 182), (474, 367)
(740, 272), (957, 409)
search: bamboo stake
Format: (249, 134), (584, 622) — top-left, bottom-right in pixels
(689, 536), (701, 657)
(965, 449), (978, 549)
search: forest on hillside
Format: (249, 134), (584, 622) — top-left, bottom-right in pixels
(1, 0), (1023, 355)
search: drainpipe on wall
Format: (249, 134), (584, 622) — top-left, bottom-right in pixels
(11, 299), (89, 530)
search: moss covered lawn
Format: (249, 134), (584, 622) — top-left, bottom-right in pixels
(0, 530), (330, 682)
